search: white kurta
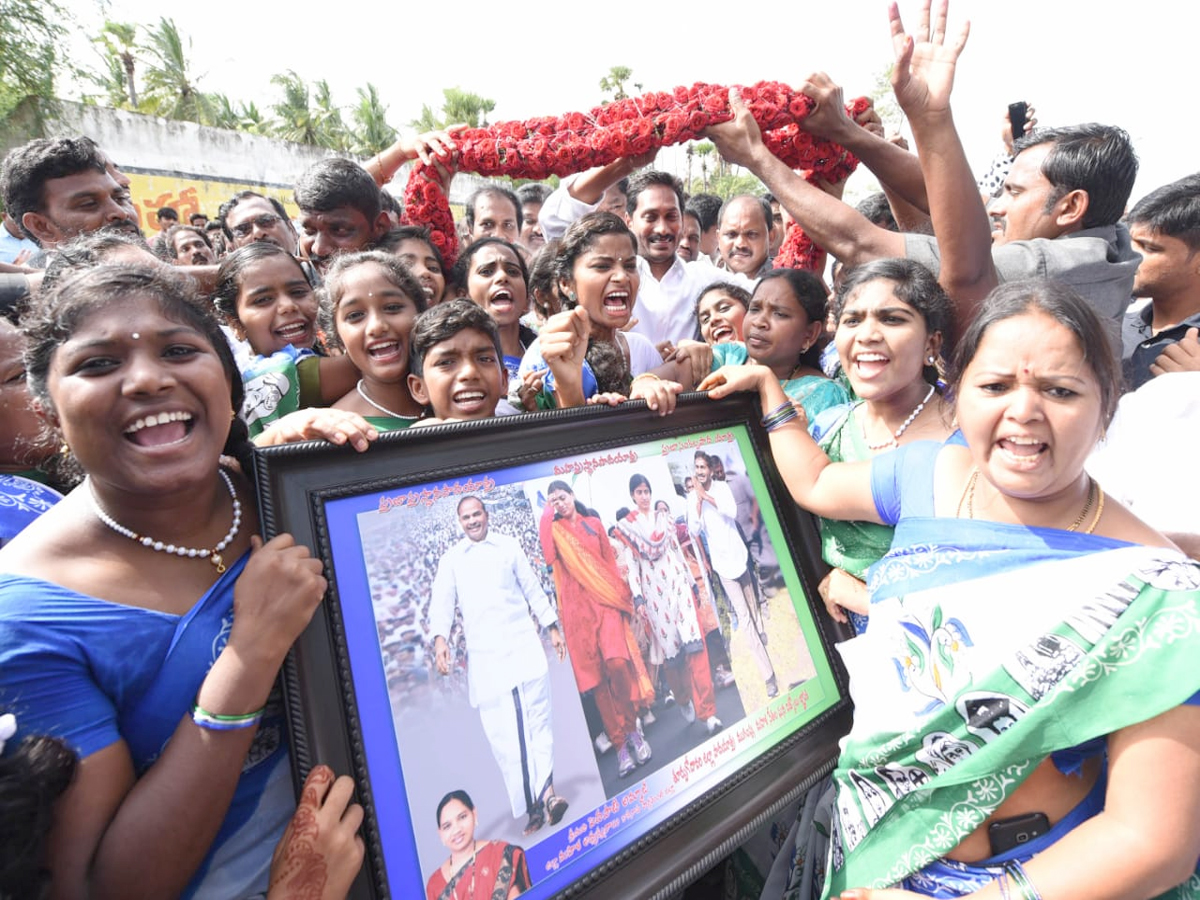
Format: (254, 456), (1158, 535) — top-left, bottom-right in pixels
(430, 530), (557, 707)
(430, 528), (559, 816)
(686, 481), (750, 581)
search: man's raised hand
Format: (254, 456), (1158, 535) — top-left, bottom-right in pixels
(888, 0), (970, 120)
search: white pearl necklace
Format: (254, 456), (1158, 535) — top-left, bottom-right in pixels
(863, 383), (936, 451)
(355, 379), (417, 421)
(88, 469), (242, 573)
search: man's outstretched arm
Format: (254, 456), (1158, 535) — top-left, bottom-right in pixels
(890, 0), (998, 316)
(705, 92), (905, 269)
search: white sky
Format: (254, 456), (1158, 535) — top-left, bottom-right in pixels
(69, 0), (1195, 205)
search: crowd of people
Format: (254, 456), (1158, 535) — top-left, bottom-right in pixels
(0, 0), (1197, 897)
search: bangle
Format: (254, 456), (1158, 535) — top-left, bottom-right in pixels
(631, 372), (661, 384)
(1004, 863), (1042, 900)
(192, 701), (264, 732)
(996, 871), (1012, 900)
(761, 399), (799, 432)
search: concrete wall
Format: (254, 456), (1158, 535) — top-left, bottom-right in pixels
(3, 100), (500, 235)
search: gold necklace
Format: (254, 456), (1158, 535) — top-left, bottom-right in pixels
(957, 469), (1104, 533)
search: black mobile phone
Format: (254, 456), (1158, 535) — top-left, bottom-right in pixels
(1008, 101), (1029, 140)
(987, 811), (1050, 855)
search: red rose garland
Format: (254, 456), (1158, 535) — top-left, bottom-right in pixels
(401, 81), (870, 270)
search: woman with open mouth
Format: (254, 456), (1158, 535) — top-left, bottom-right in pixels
(518, 212), (682, 415)
(451, 237), (538, 401)
(808, 258), (955, 633)
(0, 264), (336, 898)
(212, 243), (357, 437)
(701, 279), (1200, 899)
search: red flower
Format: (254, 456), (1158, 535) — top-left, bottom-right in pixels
(402, 80), (869, 277)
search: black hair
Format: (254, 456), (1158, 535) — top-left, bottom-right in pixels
(21, 264), (255, 475)
(626, 170), (685, 217)
(294, 157), (381, 220)
(436, 789), (475, 826)
(449, 237), (530, 298)
(695, 282), (751, 324)
(0, 137), (108, 243)
(1127, 173), (1200, 251)
(752, 269), (829, 371)
(554, 213), (638, 393)
(40, 231), (156, 293)
(155, 207), (179, 222)
(855, 192), (899, 231)
(323, 250), (428, 350)
(378, 189), (402, 218)
(546, 479), (598, 520)
(377, 225), (446, 273)
(554, 213), (635, 288)
(1013, 124), (1137, 230)
(717, 195), (773, 233)
(465, 185), (523, 232)
(686, 193), (723, 232)
(628, 473), (650, 495)
(409, 298), (503, 379)
(456, 495), (485, 516)
(323, 250), (428, 313)
(527, 240), (562, 322)
(835, 258), (955, 386)
(0, 731), (78, 899)
(189, 212), (208, 225)
(516, 183), (551, 205)
(217, 191), (292, 242)
(951, 279), (1122, 426)
(159, 224), (213, 261)
(212, 242), (311, 325)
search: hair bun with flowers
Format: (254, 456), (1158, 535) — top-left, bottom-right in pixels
(401, 81), (870, 270)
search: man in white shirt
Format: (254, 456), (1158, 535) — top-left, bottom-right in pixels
(430, 495), (569, 835)
(540, 165), (754, 345)
(686, 452), (778, 698)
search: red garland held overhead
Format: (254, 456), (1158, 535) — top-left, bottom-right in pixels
(401, 81), (870, 270)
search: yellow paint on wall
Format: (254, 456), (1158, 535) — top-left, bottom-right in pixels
(126, 172), (299, 234)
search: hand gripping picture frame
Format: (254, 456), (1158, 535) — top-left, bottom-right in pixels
(254, 393), (854, 900)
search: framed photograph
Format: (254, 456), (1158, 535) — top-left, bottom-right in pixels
(255, 393), (852, 900)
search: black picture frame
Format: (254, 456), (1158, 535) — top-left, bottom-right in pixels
(254, 393), (853, 900)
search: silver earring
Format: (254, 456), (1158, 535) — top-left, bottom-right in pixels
(926, 355), (936, 365)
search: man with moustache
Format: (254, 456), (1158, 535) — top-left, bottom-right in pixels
(430, 495), (569, 835)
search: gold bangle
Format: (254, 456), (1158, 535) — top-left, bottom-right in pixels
(631, 372), (661, 383)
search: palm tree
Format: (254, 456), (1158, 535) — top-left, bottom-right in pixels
(351, 83), (398, 156)
(694, 141), (714, 192)
(411, 87), (494, 131)
(269, 70), (319, 145)
(312, 79), (350, 151)
(0, 0), (69, 124)
(140, 17), (214, 124)
(92, 21), (139, 109)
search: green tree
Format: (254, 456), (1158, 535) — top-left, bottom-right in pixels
(693, 141), (715, 191)
(269, 70), (320, 144)
(269, 71), (353, 149)
(210, 93), (267, 135)
(869, 64), (902, 133)
(90, 21), (140, 110)
(599, 65), (642, 104)
(312, 79), (350, 151)
(0, 0), (71, 125)
(350, 83), (398, 156)
(140, 17), (215, 124)
(411, 87), (495, 130)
